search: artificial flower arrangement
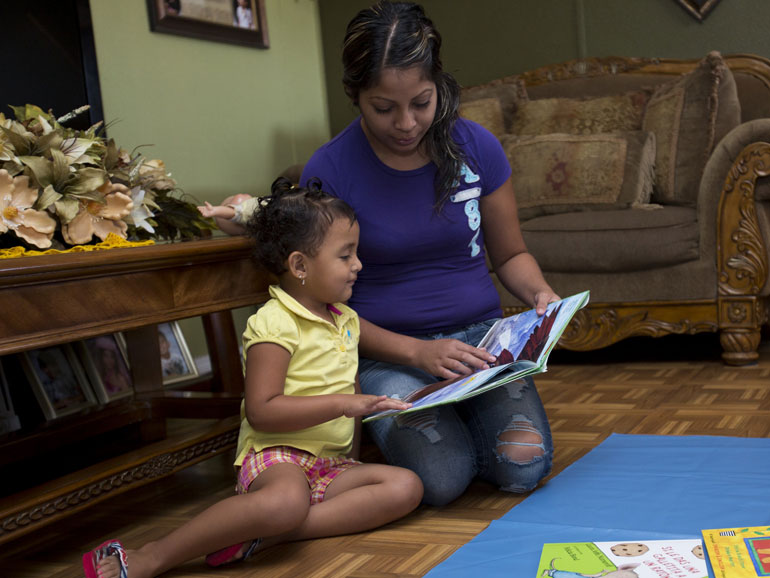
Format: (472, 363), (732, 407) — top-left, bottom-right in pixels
(0, 104), (214, 252)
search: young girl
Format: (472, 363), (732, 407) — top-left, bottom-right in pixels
(83, 177), (423, 578)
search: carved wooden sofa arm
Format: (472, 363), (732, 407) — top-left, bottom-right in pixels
(552, 126), (770, 365)
(715, 135), (770, 363)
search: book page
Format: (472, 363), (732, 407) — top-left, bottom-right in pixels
(536, 539), (708, 577)
(478, 290), (589, 365)
(702, 526), (770, 577)
(363, 291), (589, 423)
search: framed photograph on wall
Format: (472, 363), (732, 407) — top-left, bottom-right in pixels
(21, 345), (96, 420)
(76, 335), (134, 404)
(146, 0), (269, 48)
(157, 322), (199, 386)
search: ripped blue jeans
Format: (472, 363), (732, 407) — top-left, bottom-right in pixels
(359, 319), (553, 506)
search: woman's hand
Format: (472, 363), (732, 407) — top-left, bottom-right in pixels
(343, 394), (412, 418)
(533, 290), (561, 315)
(411, 339), (496, 379)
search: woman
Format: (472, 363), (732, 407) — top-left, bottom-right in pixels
(297, 1), (560, 506)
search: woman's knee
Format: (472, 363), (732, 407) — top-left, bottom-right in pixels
(369, 409), (476, 506)
(493, 414), (553, 493)
(495, 415), (547, 463)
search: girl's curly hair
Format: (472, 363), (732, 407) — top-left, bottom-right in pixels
(246, 177), (357, 275)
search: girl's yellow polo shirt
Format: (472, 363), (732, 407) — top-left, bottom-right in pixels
(234, 285), (360, 464)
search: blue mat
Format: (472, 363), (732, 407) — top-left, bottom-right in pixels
(425, 434), (770, 577)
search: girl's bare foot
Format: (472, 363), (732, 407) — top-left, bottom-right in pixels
(85, 542), (160, 578)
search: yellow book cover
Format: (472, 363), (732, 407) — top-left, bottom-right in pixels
(702, 526), (770, 577)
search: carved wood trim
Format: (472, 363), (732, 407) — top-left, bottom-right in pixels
(502, 301), (718, 352)
(717, 141), (770, 298)
(519, 54), (770, 90)
(0, 420), (239, 544)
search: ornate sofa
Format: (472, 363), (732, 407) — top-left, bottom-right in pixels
(460, 52), (770, 365)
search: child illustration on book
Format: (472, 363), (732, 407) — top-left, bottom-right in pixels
(541, 558), (640, 578)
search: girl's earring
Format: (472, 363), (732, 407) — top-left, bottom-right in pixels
(300, 275), (305, 286)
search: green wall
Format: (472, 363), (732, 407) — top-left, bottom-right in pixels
(88, 0), (330, 361)
(89, 0), (328, 202)
(319, 0), (770, 136)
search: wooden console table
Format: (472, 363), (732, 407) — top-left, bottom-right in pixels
(0, 237), (272, 545)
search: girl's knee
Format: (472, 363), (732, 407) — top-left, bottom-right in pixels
(388, 468), (424, 513)
(247, 486), (310, 533)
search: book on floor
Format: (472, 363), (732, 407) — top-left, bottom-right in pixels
(702, 525), (770, 577)
(363, 290), (590, 423)
(535, 539), (708, 578)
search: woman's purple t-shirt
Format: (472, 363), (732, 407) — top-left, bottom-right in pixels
(300, 117), (511, 336)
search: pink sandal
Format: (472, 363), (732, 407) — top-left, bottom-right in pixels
(205, 538), (262, 567)
(82, 539), (128, 578)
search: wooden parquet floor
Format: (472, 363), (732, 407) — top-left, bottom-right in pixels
(3, 334), (770, 577)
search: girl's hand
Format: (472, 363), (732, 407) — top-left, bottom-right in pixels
(533, 291), (561, 315)
(411, 339), (496, 379)
(343, 394), (412, 418)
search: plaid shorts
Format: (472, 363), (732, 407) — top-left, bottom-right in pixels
(236, 446), (361, 504)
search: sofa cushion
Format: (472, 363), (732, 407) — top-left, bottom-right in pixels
(521, 206), (699, 273)
(459, 98), (506, 139)
(510, 90), (651, 135)
(642, 50), (741, 206)
(500, 131), (656, 220)
(460, 76), (528, 138)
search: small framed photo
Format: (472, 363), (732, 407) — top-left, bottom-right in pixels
(158, 322), (199, 386)
(76, 335), (134, 404)
(21, 345), (97, 420)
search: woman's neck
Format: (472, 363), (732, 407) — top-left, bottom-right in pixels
(359, 118), (431, 171)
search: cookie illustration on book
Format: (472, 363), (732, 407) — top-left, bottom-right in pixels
(611, 542), (650, 557)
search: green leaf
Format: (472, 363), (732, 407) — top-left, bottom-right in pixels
(37, 184), (62, 210)
(103, 139), (119, 170)
(50, 148), (70, 187)
(18, 155), (53, 188)
(34, 131), (63, 155)
(1, 125), (32, 156)
(54, 197), (81, 224)
(63, 167), (107, 196)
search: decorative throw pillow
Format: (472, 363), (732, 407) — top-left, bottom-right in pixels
(459, 98), (506, 139)
(500, 131), (656, 221)
(460, 76), (528, 138)
(510, 91), (652, 136)
(642, 50), (741, 205)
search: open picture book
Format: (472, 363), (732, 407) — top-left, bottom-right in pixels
(534, 539), (708, 578)
(702, 525), (770, 577)
(363, 290), (590, 423)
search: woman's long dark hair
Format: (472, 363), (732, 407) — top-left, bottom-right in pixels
(342, 1), (464, 210)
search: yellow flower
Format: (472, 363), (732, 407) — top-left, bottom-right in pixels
(61, 182), (133, 245)
(0, 169), (57, 248)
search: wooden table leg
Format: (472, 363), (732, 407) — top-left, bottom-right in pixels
(202, 311), (244, 395)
